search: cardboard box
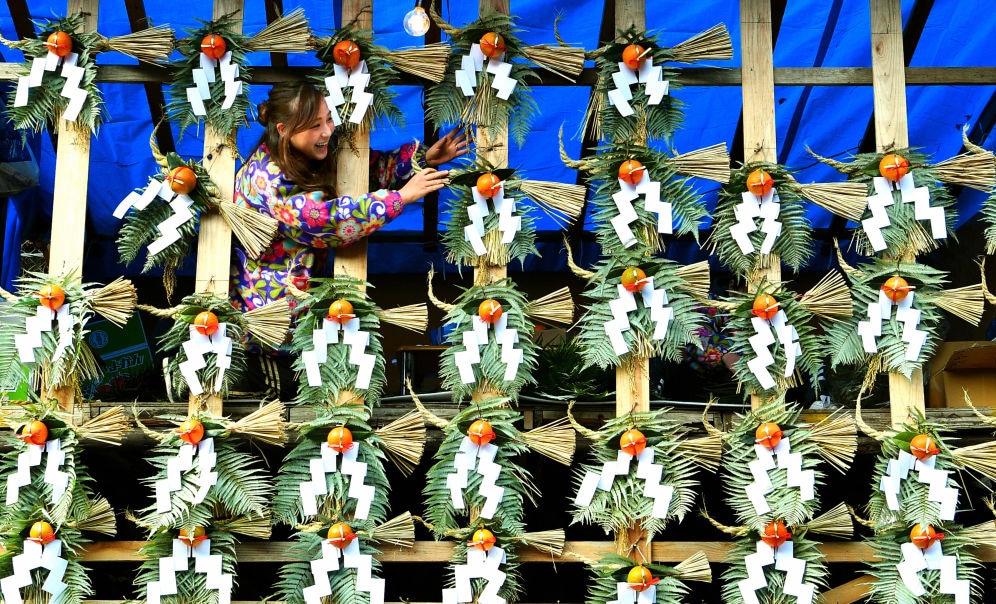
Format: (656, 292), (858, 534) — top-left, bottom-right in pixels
(82, 313), (155, 399)
(927, 341), (996, 408)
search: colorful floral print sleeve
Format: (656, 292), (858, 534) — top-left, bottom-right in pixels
(232, 142), (421, 312)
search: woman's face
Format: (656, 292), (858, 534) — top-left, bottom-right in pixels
(286, 102), (334, 162)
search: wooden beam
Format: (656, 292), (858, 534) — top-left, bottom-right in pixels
(422, 16), (442, 253)
(820, 575), (875, 604)
(123, 0), (175, 155)
(5, 0), (35, 41)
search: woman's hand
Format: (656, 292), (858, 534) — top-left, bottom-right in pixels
(424, 127), (469, 167)
(399, 167), (450, 204)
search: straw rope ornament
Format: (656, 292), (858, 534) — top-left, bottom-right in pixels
(569, 405), (718, 542)
(2, 13), (172, 136)
(575, 256), (709, 369)
(710, 400), (857, 604)
(440, 159), (585, 270)
(810, 146), (995, 258)
(167, 10), (309, 144)
(287, 275), (426, 408)
(116, 133), (278, 300)
(144, 292), (289, 404)
(826, 255), (984, 382)
(856, 410), (996, 604)
(723, 274), (851, 397)
(429, 275), (573, 401)
(583, 551), (712, 604)
(0, 405), (123, 604)
(584, 25), (732, 145)
(0, 272), (137, 404)
(417, 395), (572, 604)
(424, 7), (542, 148)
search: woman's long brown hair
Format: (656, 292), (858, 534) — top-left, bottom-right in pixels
(256, 82), (336, 195)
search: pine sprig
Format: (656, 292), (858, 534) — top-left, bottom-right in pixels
(576, 255), (706, 369)
(712, 163), (814, 278)
(424, 10), (540, 147)
(438, 280), (541, 401)
(166, 16), (252, 137)
(591, 28), (684, 145)
(289, 276), (387, 407)
(570, 409), (701, 539)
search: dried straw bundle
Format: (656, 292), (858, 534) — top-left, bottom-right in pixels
(518, 180), (585, 222)
(523, 44), (586, 82)
(246, 8), (310, 53)
(371, 512), (416, 548)
(833, 241), (863, 279)
(963, 391), (996, 427)
(806, 146), (860, 176)
(216, 511), (273, 539)
(580, 89), (604, 142)
(669, 143), (731, 183)
(932, 151), (996, 192)
(700, 506), (748, 537)
(88, 277), (138, 327)
(950, 440), (996, 482)
(70, 496), (117, 536)
(558, 125), (592, 171)
(959, 521), (996, 548)
(378, 303), (428, 333)
(806, 411), (857, 472)
(515, 528), (565, 556)
(565, 401), (599, 441)
(376, 410), (426, 476)
(798, 271), (852, 321)
(76, 406), (132, 445)
(100, 25), (175, 64)
(426, 267), (456, 313)
(409, 387), (449, 430)
(673, 434), (722, 471)
(805, 502), (853, 539)
(794, 181), (868, 222)
(461, 80), (506, 134)
(227, 400), (287, 446)
(525, 286), (574, 326)
(245, 298), (291, 350)
(217, 201), (279, 260)
(980, 259), (996, 301)
(520, 417), (576, 466)
(930, 283), (984, 326)
(387, 43), (451, 82)
(675, 260), (711, 302)
(853, 392), (886, 441)
(670, 24), (733, 63)
(562, 236), (596, 280)
(482, 228), (512, 267)
(674, 551), (712, 583)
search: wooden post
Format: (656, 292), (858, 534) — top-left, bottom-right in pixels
(869, 0), (924, 428)
(612, 0), (650, 564)
(740, 0), (781, 410)
(46, 0), (98, 412)
(191, 0), (242, 416)
(334, 0), (373, 282)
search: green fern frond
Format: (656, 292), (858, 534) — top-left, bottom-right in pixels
(587, 554), (691, 604)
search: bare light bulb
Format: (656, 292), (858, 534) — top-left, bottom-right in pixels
(404, 6), (430, 36)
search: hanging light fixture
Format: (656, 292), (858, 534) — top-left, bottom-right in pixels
(403, 0), (431, 37)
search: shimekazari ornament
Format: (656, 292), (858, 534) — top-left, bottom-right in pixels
(811, 145), (995, 258)
(417, 395), (572, 604)
(572, 256), (708, 368)
(721, 273), (851, 396)
(429, 274), (572, 402)
(0, 272), (137, 402)
(2, 14), (173, 134)
(136, 524), (240, 604)
(147, 293), (288, 403)
(569, 405), (719, 540)
(288, 275), (427, 407)
(166, 10), (309, 141)
(0, 405), (128, 604)
(115, 134), (278, 297)
(854, 405), (996, 604)
(586, 26), (732, 144)
(584, 553), (712, 604)
(712, 163), (868, 279)
(707, 400), (857, 604)
(827, 254), (984, 380)
(441, 161), (585, 269)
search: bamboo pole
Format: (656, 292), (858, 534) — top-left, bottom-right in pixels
(45, 0), (98, 413)
(870, 0), (924, 428)
(334, 0), (373, 283)
(191, 0), (242, 416)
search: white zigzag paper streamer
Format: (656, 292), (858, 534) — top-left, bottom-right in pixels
(58, 53), (87, 122)
(603, 280), (672, 358)
(346, 68), (373, 124)
(771, 311), (801, 379)
(113, 177), (162, 219)
(0, 539), (69, 604)
(187, 53), (217, 117)
(914, 455), (959, 521)
(14, 52), (60, 108)
(617, 172), (671, 235)
(738, 540), (815, 604)
(737, 539), (774, 604)
(878, 449), (917, 511)
(295, 442), (376, 519)
(487, 57), (517, 100)
(857, 290), (927, 362)
(43, 439), (69, 504)
(611, 184), (640, 247)
(6, 443), (44, 505)
(639, 58), (669, 105)
(758, 190), (783, 255)
(154, 438), (218, 513)
(463, 184), (521, 255)
(863, 175), (944, 252)
(146, 183), (196, 256)
(303, 539), (385, 604)
(863, 176), (897, 252)
(340, 443), (377, 520)
(745, 444), (776, 515)
(445, 436), (505, 519)
(453, 314), (521, 385)
(776, 437), (815, 502)
(746, 316), (777, 391)
(443, 546), (507, 604)
(177, 324), (233, 396)
(897, 173), (945, 240)
(897, 540), (967, 603)
(302, 317), (376, 389)
(574, 450), (633, 506)
(298, 441), (338, 516)
(634, 447), (674, 518)
(217, 52), (242, 111)
(50, 304), (75, 366)
(146, 538), (233, 604)
(731, 190), (763, 254)
(606, 58), (669, 117)
(14, 305), (53, 363)
(608, 580), (656, 604)
(455, 45), (486, 97)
